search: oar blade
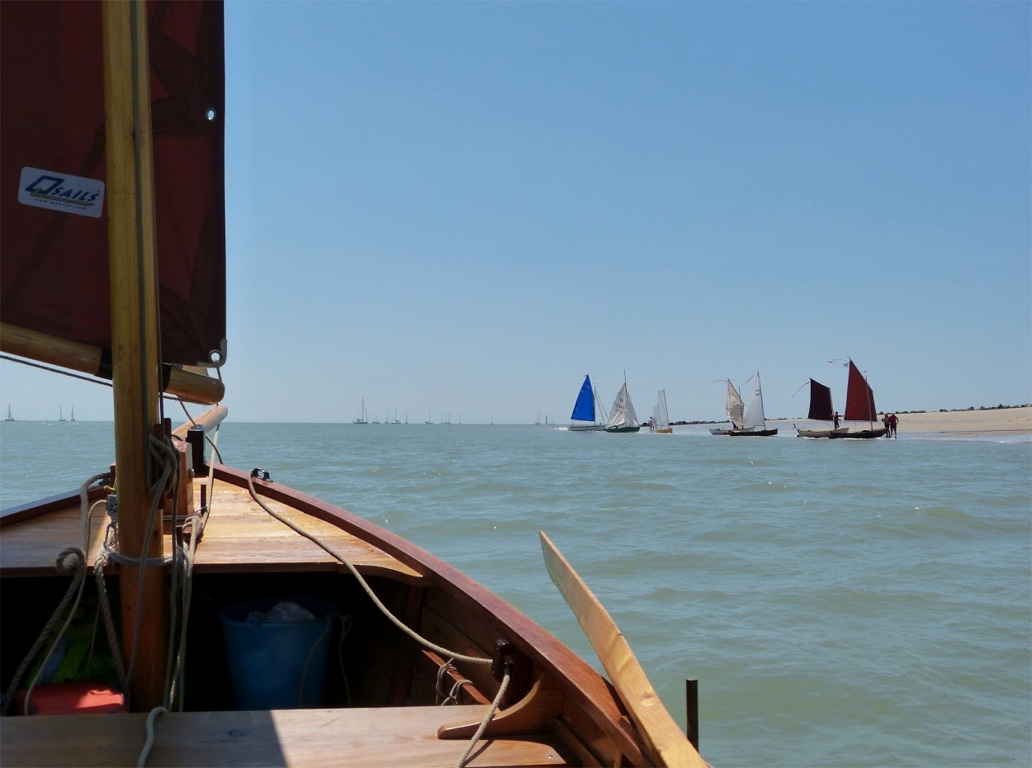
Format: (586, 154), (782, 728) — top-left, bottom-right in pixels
(540, 531), (707, 768)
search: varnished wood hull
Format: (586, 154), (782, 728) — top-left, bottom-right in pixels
(0, 462), (681, 767)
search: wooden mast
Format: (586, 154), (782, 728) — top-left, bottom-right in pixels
(102, 0), (167, 710)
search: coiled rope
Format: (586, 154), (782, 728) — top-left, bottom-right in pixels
(0, 473), (109, 715)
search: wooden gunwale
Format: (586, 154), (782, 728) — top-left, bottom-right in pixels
(212, 464), (650, 765)
(0, 487), (108, 528)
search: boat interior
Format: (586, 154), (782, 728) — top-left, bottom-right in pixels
(1, 421), (659, 767)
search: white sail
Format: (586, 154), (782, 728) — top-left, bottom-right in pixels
(725, 380), (745, 428)
(741, 372), (767, 430)
(606, 383), (640, 430)
(654, 390), (670, 430)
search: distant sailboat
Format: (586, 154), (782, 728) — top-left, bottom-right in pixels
(729, 372), (778, 436)
(830, 360), (887, 439)
(651, 390), (672, 434)
(795, 379), (847, 438)
(605, 375), (640, 434)
(710, 379), (745, 435)
(70, 407), (75, 423)
(713, 373), (777, 436)
(4, 406), (13, 422)
(354, 398), (368, 425)
(568, 374), (606, 432)
(58, 406), (65, 422)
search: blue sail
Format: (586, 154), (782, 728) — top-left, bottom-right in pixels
(570, 375), (596, 421)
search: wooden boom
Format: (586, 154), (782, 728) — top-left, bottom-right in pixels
(1, 322), (224, 405)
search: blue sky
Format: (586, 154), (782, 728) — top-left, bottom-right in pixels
(2, 1), (1030, 424)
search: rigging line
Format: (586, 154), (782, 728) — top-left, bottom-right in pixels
(0, 355), (112, 388)
(453, 664), (512, 768)
(791, 381), (811, 398)
(245, 470), (492, 668)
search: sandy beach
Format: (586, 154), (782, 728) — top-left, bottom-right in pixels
(771, 406), (1031, 438)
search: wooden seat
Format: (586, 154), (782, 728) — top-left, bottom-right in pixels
(0, 479), (426, 585)
(0, 705), (574, 767)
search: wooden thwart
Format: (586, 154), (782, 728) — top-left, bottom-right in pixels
(0, 705), (573, 767)
(539, 531), (707, 768)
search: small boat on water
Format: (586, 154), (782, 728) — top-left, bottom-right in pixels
(713, 374), (778, 437)
(605, 376), (641, 433)
(829, 360), (887, 439)
(651, 390), (673, 434)
(709, 379), (745, 435)
(568, 374), (606, 432)
(795, 379), (848, 438)
(4, 406), (13, 422)
(0, 3), (704, 766)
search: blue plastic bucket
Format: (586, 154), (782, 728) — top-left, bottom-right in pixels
(219, 596), (338, 710)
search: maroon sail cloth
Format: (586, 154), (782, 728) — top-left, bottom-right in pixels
(807, 379), (834, 422)
(843, 361), (877, 422)
(1, 0), (226, 367)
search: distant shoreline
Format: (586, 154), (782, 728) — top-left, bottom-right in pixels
(763, 405), (1032, 437)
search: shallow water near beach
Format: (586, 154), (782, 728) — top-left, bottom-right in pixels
(2, 420), (1030, 767)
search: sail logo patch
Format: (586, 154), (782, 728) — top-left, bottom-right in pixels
(18, 167), (105, 218)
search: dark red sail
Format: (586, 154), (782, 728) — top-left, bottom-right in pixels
(1, 0), (226, 367)
(843, 361), (878, 422)
(807, 379), (835, 421)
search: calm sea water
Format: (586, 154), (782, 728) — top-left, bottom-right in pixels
(2, 420), (1030, 767)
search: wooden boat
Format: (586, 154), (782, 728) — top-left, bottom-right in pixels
(716, 374), (778, 437)
(794, 379), (848, 438)
(605, 376), (641, 434)
(709, 379), (744, 435)
(829, 361), (887, 439)
(651, 390), (673, 434)
(568, 374), (607, 432)
(0, 3), (705, 766)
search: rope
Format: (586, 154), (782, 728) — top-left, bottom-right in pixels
(246, 470), (492, 669)
(166, 421), (220, 710)
(453, 664), (512, 768)
(119, 434), (177, 706)
(137, 706), (167, 767)
(0, 472), (108, 715)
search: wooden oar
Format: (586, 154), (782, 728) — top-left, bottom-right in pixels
(540, 531), (707, 768)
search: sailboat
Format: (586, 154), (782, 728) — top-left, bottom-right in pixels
(568, 374), (606, 432)
(723, 373), (778, 437)
(651, 390), (673, 434)
(829, 360), (887, 439)
(0, 4), (705, 767)
(58, 407), (65, 422)
(353, 398), (368, 424)
(605, 375), (641, 433)
(70, 407), (76, 423)
(4, 406), (13, 422)
(710, 378), (746, 434)
(795, 379), (847, 438)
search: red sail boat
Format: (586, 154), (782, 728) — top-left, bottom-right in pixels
(830, 360), (887, 439)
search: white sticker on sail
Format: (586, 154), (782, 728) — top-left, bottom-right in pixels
(18, 167), (105, 218)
